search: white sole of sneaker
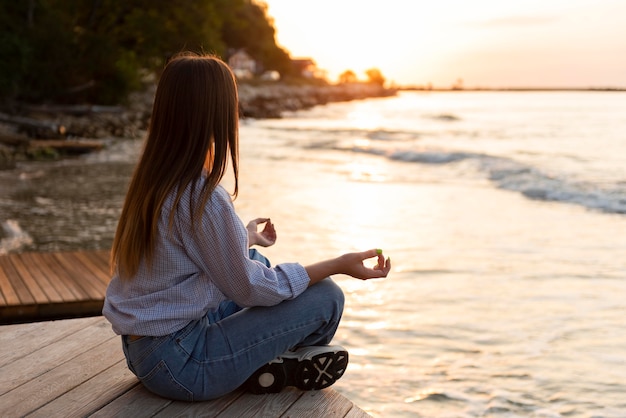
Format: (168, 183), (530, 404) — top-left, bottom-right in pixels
(246, 346), (349, 394)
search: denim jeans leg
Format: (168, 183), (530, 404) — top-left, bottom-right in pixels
(120, 250), (345, 401)
(190, 277), (345, 399)
(125, 277), (344, 401)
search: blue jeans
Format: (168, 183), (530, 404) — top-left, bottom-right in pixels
(121, 250), (345, 401)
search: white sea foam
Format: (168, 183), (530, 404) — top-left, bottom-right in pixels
(0, 220), (33, 255)
(327, 139), (626, 214)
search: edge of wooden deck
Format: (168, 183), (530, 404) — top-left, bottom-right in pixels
(0, 250), (109, 324)
(0, 299), (104, 324)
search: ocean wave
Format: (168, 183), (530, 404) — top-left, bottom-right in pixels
(265, 125), (421, 143)
(424, 113), (461, 121)
(383, 147), (626, 215)
(390, 150), (477, 164)
(365, 129), (419, 142)
(287, 124), (626, 214)
(480, 156), (626, 214)
(405, 389), (469, 404)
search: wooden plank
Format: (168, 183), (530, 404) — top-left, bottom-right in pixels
(0, 250), (112, 322)
(216, 389), (304, 417)
(88, 384), (173, 417)
(0, 277), (8, 305)
(83, 249), (110, 270)
(0, 303), (39, 322)
(0, 317), (114, 396)
(39, 253), (102, 301)
(345, 399), (372, 418)
(0, 256), (31, 305)
(345, 404), (373, 418)
(51, 252), (105, 299)
(0, 256), (10, 305)
(6, 254), (50, 304)
(37, 252), (89, 300)
(0, 280), (5, 305)
(69, 251), (111, 287)
(37, 299), (104, 319)
(19, 252), (77, 302)
(0, 256), (35, 304)
(0, 329), (121, 416)
(14, 253), (64, 303)
(26, 360), (139, 418)
(282, 388), (355, 417)
(89, 249), (110, 266)
(152, 390), (244, 417)
(0, 316), (101, 368)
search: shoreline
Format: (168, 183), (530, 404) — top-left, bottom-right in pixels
(5, 84), (621, 168)
(0, 82), (395, 168)
(238, 82), (395, 118)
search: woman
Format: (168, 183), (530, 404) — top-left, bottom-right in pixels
(103, 52), (391, 402)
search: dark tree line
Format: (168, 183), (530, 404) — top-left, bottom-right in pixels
(0, 0), (294, 104)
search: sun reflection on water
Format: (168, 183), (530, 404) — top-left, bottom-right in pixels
(347, 107), (384, 131)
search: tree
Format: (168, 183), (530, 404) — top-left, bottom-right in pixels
(338, 70), (358, 84)
(217, 0), (294, 77)
(365, 68), (385, 87)
(0, 1), (34, 99)
(0, 0), (294, 104)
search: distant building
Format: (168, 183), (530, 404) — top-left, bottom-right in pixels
(260, 70), (280, 81)
(228, 50), (257, 80)
(291, 58), (317, 78)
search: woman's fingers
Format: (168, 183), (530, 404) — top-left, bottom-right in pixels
(359, 249), (391, 279)
(247, 218), (272, 232)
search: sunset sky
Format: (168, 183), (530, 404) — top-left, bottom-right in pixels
(263, 0), (626, 88)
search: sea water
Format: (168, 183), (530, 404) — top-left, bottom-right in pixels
(1, 91), (625, 417)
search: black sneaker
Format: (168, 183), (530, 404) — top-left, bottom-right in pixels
(246, 345), (349, 394)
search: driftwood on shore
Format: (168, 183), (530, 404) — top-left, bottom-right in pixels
(27, 139), (104, 154)
(21, 104), (125, 116)
(0, 112), (66, 138)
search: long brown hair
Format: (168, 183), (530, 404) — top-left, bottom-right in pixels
(111, 53), (239, 279)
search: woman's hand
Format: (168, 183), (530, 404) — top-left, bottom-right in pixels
(246, 218), (277, 247)
(337, 249), (391, 280)
(305, 249), (391, 286)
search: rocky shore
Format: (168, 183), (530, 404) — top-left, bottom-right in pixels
(0, 82), (396, 169)
(238, 82), (395, 118)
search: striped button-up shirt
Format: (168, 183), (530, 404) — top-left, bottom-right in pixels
(103, 182), (310, 337)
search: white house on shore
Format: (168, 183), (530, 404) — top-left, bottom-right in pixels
(228, 50), (323, 81)
(228, 49), (256, 80)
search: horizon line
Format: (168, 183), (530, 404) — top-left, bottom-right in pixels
(395, 86), (626, 92)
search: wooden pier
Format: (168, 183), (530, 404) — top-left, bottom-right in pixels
(0, 315), (370, 417)
(0, 251), (371, 417)
(0, 250), (110, 324)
